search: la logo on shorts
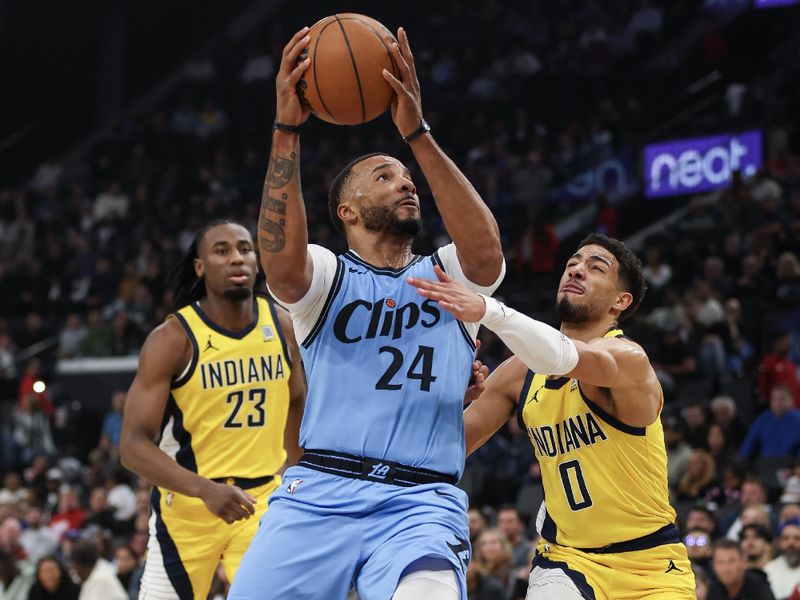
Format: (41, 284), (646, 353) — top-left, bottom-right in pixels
(287, 479), (303, 494)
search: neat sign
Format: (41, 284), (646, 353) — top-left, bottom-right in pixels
(644, 130), (762, 198)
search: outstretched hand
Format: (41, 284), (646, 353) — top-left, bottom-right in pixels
(407, 265), (487, 323)
(381, 27), (424, 138)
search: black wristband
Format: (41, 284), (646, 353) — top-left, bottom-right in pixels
(272, 121), (301, 134)
(402, 119), (430, 144)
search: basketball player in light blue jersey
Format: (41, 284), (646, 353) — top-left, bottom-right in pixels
(228, 26), (504, 600)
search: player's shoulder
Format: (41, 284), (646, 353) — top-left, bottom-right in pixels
(139, 316), (191, 373)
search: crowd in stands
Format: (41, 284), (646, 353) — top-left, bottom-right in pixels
(1, 0), (800, 599)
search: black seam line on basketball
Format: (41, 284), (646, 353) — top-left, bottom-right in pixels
(345, 17), (398, 78)
(334, 14), (366, 123)
(313, 20), (339, 123)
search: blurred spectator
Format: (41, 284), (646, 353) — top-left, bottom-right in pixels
(19, 507), (57, 563)
(99, 393), (125, 453)
(652, 327), (698, 396)
(79, 310), (111, 357)
(105, 469), (135, 529)
(764, 519), (800, 600)
(92, 182), (128, 222)
(27, 555), (80, 600)
(496, 506), (532, 569)
(0, 333), (16, 381)
(695, 564), (710, 600)
(83, 488), (115, 534)
(12, 394), (56, 466)
(112, 545), (142, 600)
(475, 528), (513, 594)
(710, 396), (748, 449)
(677, 450), (717, 502)
(759, 336), (800, 407)
(48, 488), (85, 538)
(642, 247), (672, 291)
(0, 518), (25, 562)
(683, 403), (711, 450)
(740, 523), (774, 571)
(0, 549), (33, 600)
(686, 528), (714, 571)
(739, 385), (800, 461)
(468, 507), (488, 546)
(0, 474), (27, 507)
(665, 416), (693, 489)
(708, 424), (736, 481)
(774, 253), (800, 310)
(725, 478), (771, 541)
(466, 560), (506, 600)
(57, 315), (86, 359)
(71, 540), (127, 600)
(709, 539), (776, 600)
(686, 506), (718, 538)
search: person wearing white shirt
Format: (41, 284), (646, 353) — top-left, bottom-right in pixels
(764, 519), (800, 600)
(72, 541), (127, 600)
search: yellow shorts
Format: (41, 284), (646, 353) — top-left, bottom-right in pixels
(140, 476), (281, 600)
(531, 538), (695, 600)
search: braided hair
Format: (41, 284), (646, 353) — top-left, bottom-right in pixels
(166, 219), (238, 310)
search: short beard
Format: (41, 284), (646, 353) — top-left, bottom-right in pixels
(359, 205), (421, 238)
(555, 297), (593, 324)
(224, 287), (252, 301)
(785, 551), (800, 568)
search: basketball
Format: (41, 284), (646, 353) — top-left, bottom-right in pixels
(297, 14), (398, 126)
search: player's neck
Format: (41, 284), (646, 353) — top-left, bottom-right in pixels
(559, 319), (618, 343)
(350, 235), (414, 269)
(199, 294), (254, 331)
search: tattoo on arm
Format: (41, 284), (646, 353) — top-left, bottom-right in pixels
(268, 155), (294, 188)
(259, 152), (296, 253)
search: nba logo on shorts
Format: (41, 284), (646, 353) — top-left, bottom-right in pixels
(287, 479), (303, 494)
(261, 325), (275, 341)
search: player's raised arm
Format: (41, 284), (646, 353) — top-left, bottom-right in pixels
(259, 27), (313, 304)
(120, 320), (256, 525)
(382, 28), (503, 286)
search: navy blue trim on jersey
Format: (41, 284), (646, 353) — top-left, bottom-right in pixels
(190, 298), (259, 340)
(166, 394), (198, 472)
(302, 259), (345, 349)
(531, 554), (596, 600)
(343, 251), (425, 277)
(151, 487), (193, 599)
(544, 376), (570, 390)
(264, 296), (293, 370)
(431, 251), (477, 350)
(577, 384), (646, 436)
(541, 506), (559, 543)
(517, 370), (536, 430)
(171, 313), (198, 389)
(577, 523), (680, 554)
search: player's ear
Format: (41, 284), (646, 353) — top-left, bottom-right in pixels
(614, 291), (633, 313)
(338, 202), (358, 228)
(194, 257), (204, 278)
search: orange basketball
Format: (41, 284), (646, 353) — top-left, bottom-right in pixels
(297, 14), (398, 126)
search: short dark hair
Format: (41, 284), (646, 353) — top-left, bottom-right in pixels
(713, 538), (742, 555)
(328, 152), (388, 236)
(740, 523), (772, 543)
(576, 233), (646, 321)
(71, 541), (98, 569)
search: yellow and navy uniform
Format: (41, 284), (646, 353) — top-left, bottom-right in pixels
(142, 295), (291, 600)
(520, 329), (694, 600)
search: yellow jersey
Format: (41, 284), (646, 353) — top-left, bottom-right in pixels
(519, 329), (676, 549)
(161, 295), (291, 479)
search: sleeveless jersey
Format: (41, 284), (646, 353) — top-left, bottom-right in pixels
(161, 295), (292, 479)
(298, 250), (476, 477)
(520, 329), (676, 548)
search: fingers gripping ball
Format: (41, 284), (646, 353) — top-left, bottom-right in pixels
(297, 14), (399, 125)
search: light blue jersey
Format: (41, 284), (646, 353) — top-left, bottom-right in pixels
(298, 249), (475, 478)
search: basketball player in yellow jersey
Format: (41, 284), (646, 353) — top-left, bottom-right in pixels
(408, 233), (694, 600)
(120, 220), (306, 600)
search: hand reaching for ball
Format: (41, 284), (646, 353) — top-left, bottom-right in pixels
(382, 27), (424, 139)
(275, 27), (312, 128)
